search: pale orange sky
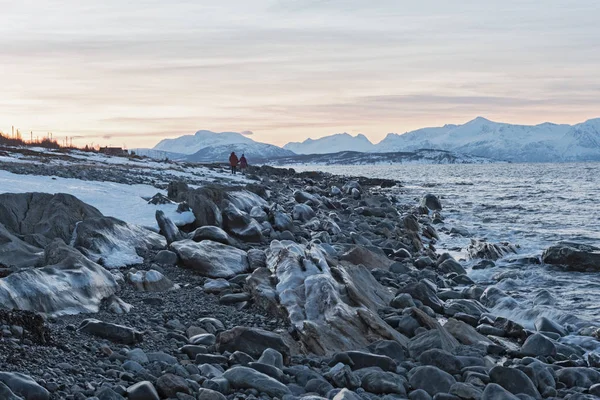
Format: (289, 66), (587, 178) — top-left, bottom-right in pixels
(2, 1), (599, 148)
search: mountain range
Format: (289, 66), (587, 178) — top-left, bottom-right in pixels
(145, 117), (600, 163)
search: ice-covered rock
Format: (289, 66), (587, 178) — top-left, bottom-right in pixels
(467, 239), (518, 261)
(170, 240), (249, 278)
(0, 223), (43, 269)
(0, 240), (118, 315)
(73, 216), (166, 268)
(155, 210), (185, 244)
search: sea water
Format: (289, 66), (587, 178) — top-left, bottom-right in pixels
(293, 162), (600, 331)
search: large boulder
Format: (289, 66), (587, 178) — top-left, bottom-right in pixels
(128, 270), (174, 292)
(222, 201), (263, 242)
(409, 366), (455, 396)
(293, 204), (316, 222)
(0, 241), (118, 315)
(341, 245), (394, 270)
(170, 240), (249, 278)
(0, 192), (102, 248)
(489, 366), (541, 398)
(0, 223), (43, 269)
(73, 216), (166, 268)
(223, 366), (291, 398)
(251, 240), (403, 355)
(0, 372), (50, 400)
(190, 226), (231, 245)
(521, 333), (556, 357)
(542, 242), (600, 272)
(555, 367), (600, 388)
(217, 327), (290, 361)
(155, 210), (185, 244)
(467, 240), (518, 261)
(421, 194), (442, 211)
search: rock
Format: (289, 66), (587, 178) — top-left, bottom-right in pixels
(203, 278), (231, 294)
(391, 294), (416, 310)
(444, 299), (487, 318)
(155, 210), (185, 244)
(154, 250), (178, 266)
(419, 349), (463, 375)
(95, 387), (125, 400)
(294, 190), (317, 204)
(450, 382), (482, 400)
(542, 242), (600, 271)
(190, 226), (231, 245)
(521, 333), (556, 357)
(258, 348), (284, 369)
(293, 204), (317, 222)
(409, 389), (433, 400)
(421, 194), (442, 211)
(0, 222), (43, 269)
(78, 319), (143, 344)
(222, 201), (263, 242)
(444, 319), (496, 350)
(555, 367), (600, 388)
(217, 327), (290, 362)
(305, 378), (334, 396)
(197, 317), (225, 334)
(128, 270), (174, 292)
(0, 382), (26, 400)
(155, 373), (190, 398)
(247, 248), (267, 271)
(73, 216), (166, 268)
(409, 366), (456, 396)
(438, 259), (467, 275)
(197, 388), (227, 400)
(186, 190), (222, 227)
(0, 241), (118, 315)
(367, 340), (407, 363)
(326, 363), (361, 389)
(399, 282), (444, 313)
(481, 383), (519, 400)
(127, 348), (149, 364)
(489, 366), (541, 398)
(404, 215), (420, 232)
(271, 209), (294, 232)
(189, 333), (216, 346)
(467, 240), (517, 261)
(534, 317), (567, 336)
(170, 240), (249, 278)
(356, 368), (407, 395)
(0, 372), (50, 400)
(335, 351), (397, 371)
(126, 381), (159, 400)
(341, 245), (394, 270)
(223, 366), (291, 398)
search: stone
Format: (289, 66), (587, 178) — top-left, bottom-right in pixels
(305, 379), (334, 396)
(197, 388), (227, 400)
(258, 348), (284, 369)
(190, 226), (231, 245)
(127, 348), (149, 364)
(555, 367), (600, 388)
(189, 333), (216, 346)
(341, 245), (394, 270)
(534, 317), (567, 336)
(366, 340), (407, 363)
(126, 381), (159, 400)
(197, 317), (225, 334)
(356, 368), (407, 395)
(247, 249), (267, 271)
(155, 210), (185, 244)
(399, 281), (444, 313)
(326, 363), (361, 389)
(481, 383), (519, 400)
(293, 204), (317, 222)
(128, 270), (174, 292)
(222, 201), (263, 242)
(95, 387), (125, 400)
(438, 259), (467, 275)
(170, 239), (249, 278)
(154, 250), (178, 266)
(467, 240), (517, 261)
(223, 366), (291, 398)
(334, 351), (396, 371)
(217, 327), (290, 362)
(391, 293), (416, 310)
(409, 366), (456, 396)
(203, 278), (231, 294)
(450, 382), (482, 400)
(78, 319), (143, 344)
(520, 333), (556, 357)
(155, 373), (190, 398)
(542, 242), (600, 272)
(421, 194), (442, 211)
(419, 349), (463, 375)
(410, 389), (433, 400)
(0, 372), (49, 400)
(489, 366), (541, 399)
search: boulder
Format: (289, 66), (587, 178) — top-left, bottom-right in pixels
(542, 242), (600, 272)
(421, 194), (442, 211)
(341, 245), (394, 270)
(247, 249), (267, 271)
(489, 366), (541, 398)
(521, 333), (556, 357)
(481, 383), (519, 400)
(155, 373), (190, 398)
(128, 270), (174, 292)
(0, 372), (50, 400)
(154, 250), (178, 266)
(223, 366), (291, 398)
(78, 319), (143, 344)
(0, 382), (22, 400)
(222, 201), (263, 242)
(293, 204), (317, 222)
(444, 319), (496, 350)
(555, 367), (600, 388)
(0, 223), (43, 269)
(271, 210), (294, 232)
(418, 349), (463, 375)
(155, 210), (185, 244)
(0, 241), (118, 315)
(126, 381), (159, 400)
(217, 327), (290, 362)
(73, 216), (166, 268)
(356, 368), (407, 395)
(409, 366), (456, 396)
(170, 240), (249, 278)
(190, 226), (231, 245)
(186, 190), (222, 227)
(399, 281), (444, 313)
(467, 240), (517, 261)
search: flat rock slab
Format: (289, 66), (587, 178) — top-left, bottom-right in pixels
(78, 319), (143, 345)
(170, 239), (249, 278)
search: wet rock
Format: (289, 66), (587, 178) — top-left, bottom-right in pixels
(438, 259), (467, 275)
(467, 240), (517, 261)
(409, 366), (456, 396)
(367, 340), (408, 363)
(190, 226), (231, 245)
(521, 333), (556, 357)
(489, 366), (541, 398)
(78, 319), (143, 344)
(421, 194), (442, 211)
(217, 327), (290, 362)
(0, 372), (50, 400)
(334, 351), (397, 371)
(223, 366), (291, 398)
(126, 381), (159, 400)
(542, 242), (600, 272)
(391, 293), (416, 310)
(170, 239), (249, 278)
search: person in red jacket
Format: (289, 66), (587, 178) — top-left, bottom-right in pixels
(229, 152), (239, 174)
(239, 154), (248, 175)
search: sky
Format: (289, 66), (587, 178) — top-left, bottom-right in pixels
(1, 0), (599, 148)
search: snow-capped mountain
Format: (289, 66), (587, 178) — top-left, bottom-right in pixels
(374, 117), (600, 162)
(283, 133), (375, 154)
(153, 130), (293, 161)
(185, 143), (295, 163)
(153, 130), (256, 155)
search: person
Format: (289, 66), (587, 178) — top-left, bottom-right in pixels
(239, 154), (248, 174)
(229, 151), (239, 174)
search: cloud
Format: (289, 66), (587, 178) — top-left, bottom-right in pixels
(240, 130), (254, 136)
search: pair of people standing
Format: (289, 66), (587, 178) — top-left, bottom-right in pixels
(229, 152), (248, 175)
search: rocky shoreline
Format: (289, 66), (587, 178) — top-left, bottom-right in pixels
(1, 155), (600, 400)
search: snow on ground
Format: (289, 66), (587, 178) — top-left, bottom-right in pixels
(0, 170), (192, 230)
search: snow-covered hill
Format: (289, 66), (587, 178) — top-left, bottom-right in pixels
(374, 117), (600, 162)
(283, 133), (375, 154)
(153, 130), (257, 155)
(185, 143), (295, 163)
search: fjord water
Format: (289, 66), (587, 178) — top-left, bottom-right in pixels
(296, 163), (600, 332)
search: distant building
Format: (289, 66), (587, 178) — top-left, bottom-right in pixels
(99, 146), (128, 156)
